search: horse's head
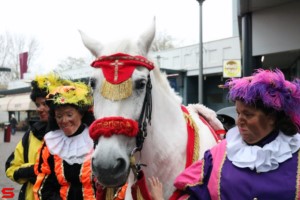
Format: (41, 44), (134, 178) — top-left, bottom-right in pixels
(80, 19), (156, 187)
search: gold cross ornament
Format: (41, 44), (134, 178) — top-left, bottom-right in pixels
(110, 60), (124, 82)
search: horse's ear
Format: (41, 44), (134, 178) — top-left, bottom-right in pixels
(138, 17), (156, 55)
(79, 29), (103, 57)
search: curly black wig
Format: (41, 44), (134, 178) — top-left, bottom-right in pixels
(30, 80), (48, 102)
(245, 99), (298, 136)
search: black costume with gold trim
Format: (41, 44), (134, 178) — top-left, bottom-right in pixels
(34, 125), (96, 200)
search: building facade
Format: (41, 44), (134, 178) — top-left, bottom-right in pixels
(2, 0), (300, 116)
(238, 0), (300, 77)
(150, 36), (241, 110)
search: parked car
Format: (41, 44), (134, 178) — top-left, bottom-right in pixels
(216, 106), (237, 132)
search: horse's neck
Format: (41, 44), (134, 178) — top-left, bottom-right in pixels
(138, 81), (188, 197)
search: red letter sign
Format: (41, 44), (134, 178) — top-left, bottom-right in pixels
(1, 187), (14, 198)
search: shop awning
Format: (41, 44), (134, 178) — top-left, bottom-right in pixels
(0, 93), (36, 111)
(8, 94), (36, 111)
(0, 96), (14, 111)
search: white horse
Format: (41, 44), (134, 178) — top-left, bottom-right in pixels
(80, 19), (224, 199)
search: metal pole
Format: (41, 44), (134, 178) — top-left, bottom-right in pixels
(242, 13), (253, 76)
(196, 0), (204, 103)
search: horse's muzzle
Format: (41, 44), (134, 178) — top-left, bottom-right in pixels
(92, 157), (129, 187)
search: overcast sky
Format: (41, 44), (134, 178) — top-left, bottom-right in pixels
(0, 0), (232, 74)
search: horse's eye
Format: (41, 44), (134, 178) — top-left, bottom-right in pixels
(89, 78), (96, 89)
(135, 79), (147, 90)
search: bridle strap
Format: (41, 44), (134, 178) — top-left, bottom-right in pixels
(136, 75), (152, 151)
(130, 75), (152, 179)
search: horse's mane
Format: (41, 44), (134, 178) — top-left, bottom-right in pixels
(151, 67), (182, 104)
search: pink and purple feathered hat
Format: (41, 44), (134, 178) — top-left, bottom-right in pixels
(224, 68), (300, 131)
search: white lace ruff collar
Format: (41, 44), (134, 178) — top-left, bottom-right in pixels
(44, 127), (94, 165)
(226, 127), (300, 173)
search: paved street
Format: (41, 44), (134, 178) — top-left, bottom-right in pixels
(0, 130), (24, 200)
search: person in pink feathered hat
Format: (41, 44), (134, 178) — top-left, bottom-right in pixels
(149, 68), (300, 200)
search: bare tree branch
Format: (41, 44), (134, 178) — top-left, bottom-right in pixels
(0, 31), (41, 85)
(27, 37), (41, 65)
(151, 32), (176, 52)
(0, 32), (13, 67)
(56, 56), (92, 72)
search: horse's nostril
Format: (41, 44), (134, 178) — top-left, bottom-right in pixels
(112, 158), (126, 174)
